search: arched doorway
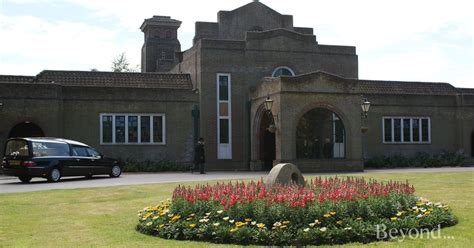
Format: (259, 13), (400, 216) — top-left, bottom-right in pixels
(8, 122), (45, 138)
(259, 110), (275, 171)
(471, 131), (474, 157)
(296, 108), (345, 159)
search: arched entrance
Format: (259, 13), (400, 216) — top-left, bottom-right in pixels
(258, 109), (276, 171)
(471, 131), (474, 157)
(296, 108), (345, 159)
(8, 122), (45, 138)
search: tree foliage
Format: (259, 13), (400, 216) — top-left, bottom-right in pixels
(111, 52), (138, 72)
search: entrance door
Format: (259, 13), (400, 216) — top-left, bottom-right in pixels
(259, 111), (275, 171)
(8, 122), (44, 138)
(471, 132), (474, 157)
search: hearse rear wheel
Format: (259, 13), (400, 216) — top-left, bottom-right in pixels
(47, 168), (61, 182)
(19, 176), (32, 183)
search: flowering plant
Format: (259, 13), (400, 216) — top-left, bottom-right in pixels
(137, 177), (456, 246)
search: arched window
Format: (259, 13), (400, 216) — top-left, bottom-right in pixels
(272, 66), (295, 77)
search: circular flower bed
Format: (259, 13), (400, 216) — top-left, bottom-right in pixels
(136, 177), (457, 246)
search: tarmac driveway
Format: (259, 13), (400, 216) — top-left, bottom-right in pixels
(0, 167), (472, 194)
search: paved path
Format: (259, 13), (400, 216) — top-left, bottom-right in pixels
(0, 167), (473, 194)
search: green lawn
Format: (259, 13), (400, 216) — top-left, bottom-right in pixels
(0, 171), (473, 247)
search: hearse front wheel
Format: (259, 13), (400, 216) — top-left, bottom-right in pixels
(19, 176), (32, 183)
(110, 165), (122, 178)
(47, 168), (61, 182)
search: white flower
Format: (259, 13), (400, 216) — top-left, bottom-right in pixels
(205, 212), (211, 216)
(223, 217), (230, 221)
(229, 219), (235, 224)
(344, 227), (352, 230)
(251, 221), (257, 225)
(199, 218), (209, 223)
(217, 210), (224, 214)
(304, 228), (310, 232)
(417, 214), (423, 218)
(213, 222), (220, 226)
(308, 223), (316, 227)
(320, 227), (327, 232)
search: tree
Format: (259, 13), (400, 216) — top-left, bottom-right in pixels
(111, 52), (139, 72)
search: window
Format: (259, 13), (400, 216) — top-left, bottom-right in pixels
(272, 66), (295, 77)
(100, 114), (166, 145)
(217, 73), (232, 159)
(383, 117), (430, 144)
(72, 146), (88, 157)
(86, 148), (100, 157)
(31, 142), (70, 157)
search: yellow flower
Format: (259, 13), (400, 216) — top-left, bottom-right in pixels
(186, 217), (193, 221)
(159, 224), (165, 228)
(256, 223), (266, 229)
(229, 228), (238, 233)
(280, 225), (287, 229)
(390, 217), (398, 221)
(330, 212), (337, 216)
(189, 224), (196, 228)
(235, 221), (247, 227)
(171, 215), (181, 221)
(282, 220), (290, 225)
(396, 211), (404, 217)
(245, 218), (252, 222)
(323, 214), (331, 218)
(336, 220), (343, 225)
(153, 216), (159, 220)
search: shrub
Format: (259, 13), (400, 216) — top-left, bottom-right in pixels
(136, 177), (457, 246)
(365, 151), (465, 168)
(122, 159), (189, 172)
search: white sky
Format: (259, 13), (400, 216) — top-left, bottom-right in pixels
(0, 0), (472, 88)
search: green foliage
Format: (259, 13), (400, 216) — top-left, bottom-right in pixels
(111, 52), (139, 72)
(365, 151), (465, 168)
(137, 187), (457, 246)
(122, 159), (189, 172)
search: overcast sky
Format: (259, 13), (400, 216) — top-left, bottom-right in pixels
(0, 0), (472, 88)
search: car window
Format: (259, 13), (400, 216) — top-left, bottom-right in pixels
(32, 142), (70, 157)
(5, 140), (29, 157)
(72, 146), (88, 157)
(86, 148), (100, 157)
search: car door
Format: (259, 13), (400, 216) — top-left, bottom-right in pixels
(71, 146), (92, 176)
(85, 148), (109, 174)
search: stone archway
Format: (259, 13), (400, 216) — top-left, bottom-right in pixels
(296, 108), (345, 159)
(8, 122), (44, 138)
(254, 105), (276, 171)
(471, 131), (474, 157)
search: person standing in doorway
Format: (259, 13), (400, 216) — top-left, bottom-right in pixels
(193, 137), (206, 174)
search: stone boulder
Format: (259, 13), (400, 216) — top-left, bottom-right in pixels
(266, 163), (305, 187)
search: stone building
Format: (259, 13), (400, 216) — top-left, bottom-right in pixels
(1, 1), (473, 171)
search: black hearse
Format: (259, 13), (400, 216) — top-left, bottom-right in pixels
(1, 137), (122, 183)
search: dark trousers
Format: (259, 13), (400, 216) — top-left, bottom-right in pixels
(194, 163), (205, 174)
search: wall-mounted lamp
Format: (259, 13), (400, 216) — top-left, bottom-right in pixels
(361, 97), (370, 119)
(264, 95), (278, 127)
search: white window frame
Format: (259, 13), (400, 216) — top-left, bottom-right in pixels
(382, 116), (431, 144)
(100, 113), (166, 145)
(272, 66), (295, 77)
(217, 73), (232, 159)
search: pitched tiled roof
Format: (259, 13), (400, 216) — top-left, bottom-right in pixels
(0, 75), (35, 82)
(458, 88), (474, 95)
(356, 79), (458, 96)
(20, 70), (193, 89)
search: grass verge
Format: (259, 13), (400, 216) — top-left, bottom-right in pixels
(0, 171), (473, 247)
